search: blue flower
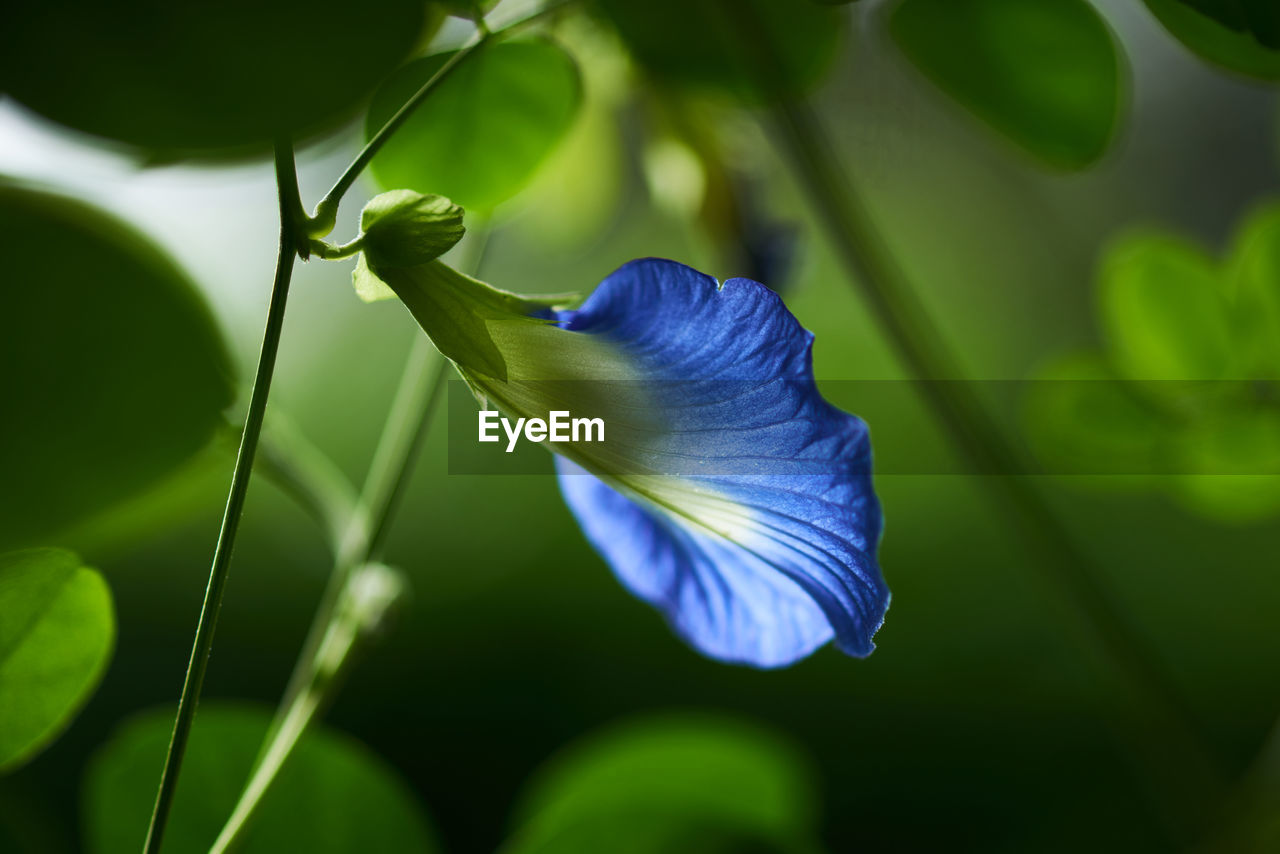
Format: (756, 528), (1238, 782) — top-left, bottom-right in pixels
(377, 256), (888, 668)
(550, 260), (887, 667)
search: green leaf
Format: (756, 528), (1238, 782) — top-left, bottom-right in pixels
(84, 704), (439, 854)
(890, 0), (1121, 168)
(1227, 201), (1280, 377)
(503, 714), (820, 854)
(592, 0), (843, 102)
(0, 184), (235, 549)
(1022, 354), (1174, 483)
(0, 0), (442, 155)
(1143, 0), (1280, 79)
(0, 548), (114, 772)
(360, 191), (466, 269)
(367, 39), (582, 212)
(1171, 408), (1280, 521)
(1099, 231), (1237, 382)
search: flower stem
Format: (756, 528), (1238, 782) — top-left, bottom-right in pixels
(209, 562), (406, 854)
(142, 137), (302, 854)
(208, 226), (486, 851)
(208, 344), (449, 854)
(769, 94), (1226, 839)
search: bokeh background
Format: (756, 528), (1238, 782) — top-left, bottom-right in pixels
(2, 1), (1279, 851)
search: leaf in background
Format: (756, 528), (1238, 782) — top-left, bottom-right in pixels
(890, 0), (1121, 168)
(1099, 231), (1236, 382)
(592, 0), (843, 103)
(1227, 201), (1280, 377)
(84, 704), (439, 854)
(0, 185), (235, 549)
(0, 0), (438, 155)
(0, 548), (114, 773)
(502, 714), (821, 854)
(367, 39), (582, 213)
(1171, 408), (1280, 521)
(511, 18), (628, 249)
(1143, 0), (1280, 79)
(1022, 354), (1173, 484)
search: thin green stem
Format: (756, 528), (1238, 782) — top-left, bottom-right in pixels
(312, 40), (486, 231)
(709, 0), (1224, 836)
(210, 226), (488, 851)
(253, 415), (361, 550)
(209, 347), (450, 854)
(362, 338), (451, 562)
(308, 237), (364, 261)
(142, 138), (303, 854)
(769, 94), (1226, 839)
(308, 0), (573, 234)
(210, 562), (406, 854)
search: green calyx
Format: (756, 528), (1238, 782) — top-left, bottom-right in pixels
(346, 191), (467, 302)
(375, 260), (580, 382)
(361, 191), (466, 269)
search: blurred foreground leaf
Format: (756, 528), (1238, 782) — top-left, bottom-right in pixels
(891, 0), (1121, 168)
(84, 704), (439, 854)
(367, 39), (581, 212)
(1177, 0), (1280, 48)
(1144, 0), (1280, 79)
(593, 0), (843, 103)
(0, 548), (114, 773)
(503, 713), (821, 854)
(0, 0), (436, 155)
(0, 185), (235, 549)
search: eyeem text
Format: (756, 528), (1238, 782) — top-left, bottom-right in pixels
(478, 410), (605, 453)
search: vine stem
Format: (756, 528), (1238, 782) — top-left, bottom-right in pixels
(309, 0), (572, 235)
(707, 0), (1227, 835)
(210, 227), (486, 852)
(143, 138), (303, 854)
(768, 95), (1226, 838)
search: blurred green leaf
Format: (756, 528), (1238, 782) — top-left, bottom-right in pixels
(0, 185), (235, 550)
(0, 0), (438, 155)
(1143, 0), (1280, 79)
(503, 713), (820, 854)
(1099, 232), (1236, 382)
(0, 548), (114, 773)
(512, 19), (628, 248)
(360, 191), (466, 269)
(84, 704), (439, 854)
(1227, 201), (1280, 377)
(592, 0), (843, 103)
(890, 0), (1121, 168)
(1023, 354), (1173, 482)
(367, 39), (581, 212)
(1171, 408), (1280, 521)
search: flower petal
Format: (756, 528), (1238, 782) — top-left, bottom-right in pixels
(553, 259), (888, 667)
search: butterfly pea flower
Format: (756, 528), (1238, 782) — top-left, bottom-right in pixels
(371, 256), (889, 668)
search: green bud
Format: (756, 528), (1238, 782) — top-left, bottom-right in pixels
(359, 190), (465, 270)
